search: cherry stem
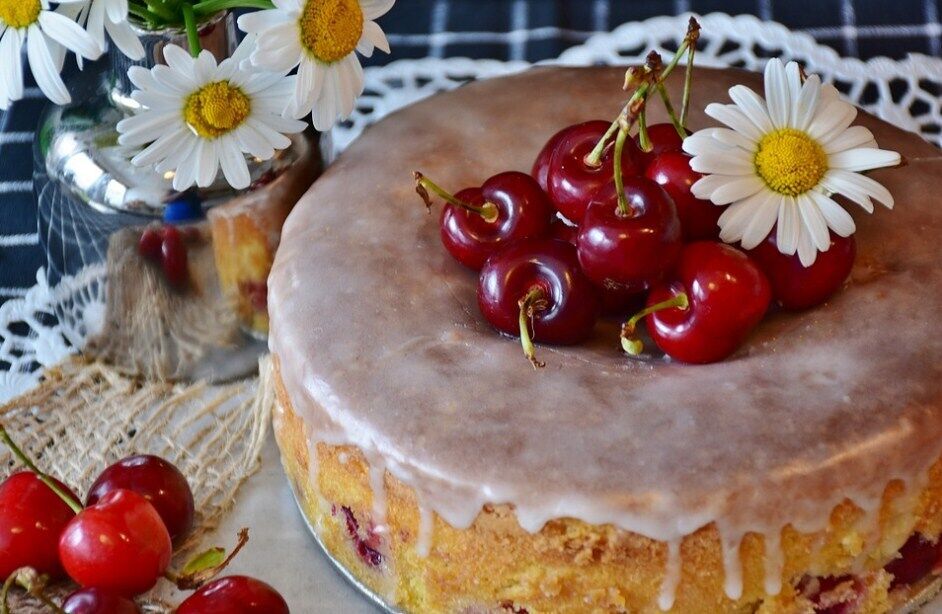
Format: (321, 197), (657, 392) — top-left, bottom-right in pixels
(656, 82), (688, 139)
(0, 425), (82, 514)
(637, 107), (652, 153)
(1, 569), (63, 614)
(518, 286), (547, 369)
(613, 118), (631, 217)
(620, 292), (690, 355)
(413, 172), (498, 223)
(680, 17), (701, 129)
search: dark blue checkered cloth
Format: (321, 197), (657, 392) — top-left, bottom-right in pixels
(2, 0), (942, 302)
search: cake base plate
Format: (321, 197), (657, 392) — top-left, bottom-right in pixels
(286, 477), (401, 614)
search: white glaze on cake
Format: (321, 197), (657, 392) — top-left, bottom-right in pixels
(268, 66), (942, 608)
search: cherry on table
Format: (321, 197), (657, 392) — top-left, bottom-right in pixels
(549, 218), (578, 245)
(636, 122), (685, 169)
(576, 176), (682, 294)
(415, 171), (553, 270)
(160, 225), (189, 288)
(884, 533), (942, 589)
(0, 471), (78, 580)
(137, 228), (163, 261)
(62, 587), (141, 614)
(478, 238), (599, 367)
(545, 120), (641, 224)
(645, 151), (721, 241)
(86, 455), (195, 542)
(176, 576), (289, 614)
(748, 231), (856, 311)
(622, 242), (771, 364)
(531, 123), (598, 192)
(59, 489), (172, 597)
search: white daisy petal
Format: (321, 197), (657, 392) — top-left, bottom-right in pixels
(38, 10), (101, 60)
(821, 169), (893, 210)
(807, 99), (856, 142)
(361, 19), (390, 55)
(791, 74), (821, 132)
(237, 8), (293, 34)
(822, 125), (875, 154)
(739, 191), (781, 249)
(104, 18), (144, 60)
(784, 61), (804, 121)
(709, 175), (765, 205)
(106, 0), (127, 23)
(688, 151), (754, 176)
(27, 27), (70, 105)
(763, 58), (791, 128)
(728, 85), (774, 133)
(828, 147), (901, 172)
(809, 190), (856, 237)
(776, 197), (801, 256)
(705, 103), (764, 141)
(690, 174), (740, 201)
(218, 137), (251, 189)
(0, 29), (24, 102)
(797, 193), (831, 253)
(796, 224), (818, 267)
(718, 193), (764, 243)
(361, 0), (396, 20)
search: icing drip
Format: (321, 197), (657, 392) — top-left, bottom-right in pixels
(720, 533), (744, 601)
(763, 530), (784, 596)
(658, 539), (682, 611)
(368, 461), (388, 532)
(416, 503), (434, 557)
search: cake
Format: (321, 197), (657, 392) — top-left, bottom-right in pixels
(267, 66), (942, 613)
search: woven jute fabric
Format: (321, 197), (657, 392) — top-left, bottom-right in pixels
(0, 357), (272, 612)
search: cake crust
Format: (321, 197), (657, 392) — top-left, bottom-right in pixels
(267, 66), (942, 612)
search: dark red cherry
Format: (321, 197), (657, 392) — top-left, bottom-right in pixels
(59, 489), (172, 597)
(645, 151), (721, 241)
(545, 120), (641, 224)
(597, 285), (644, 318)
(160, 226), (189, 287)
(576, 176), (682, 293)
(138, 228), (163, 261)
(416, 171), (553, 270)
(748, 231), (856, 311)
(797, 575), (863, 614)
(478, 239), (599, 367)
(549, 218), (578, 245)
(86, 455), (195, 542)
(884, 533), (942, 589)
(532, 123), (605, 192)
(635, 122), (685, 169)
(176, 576), (289, 614)
(623, 242), (771, 364)
(62, 587), (141, 614)
(0, 471), (78, 580)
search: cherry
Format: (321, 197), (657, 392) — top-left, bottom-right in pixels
(415, 171), (553, 270)
(176, 576), (289, 614)
(62, 587), (141, 614)
(531, 124), (594, 192)
(645, 151), (721, 241)
(59, 489), (172, 597)
(545, 120), (641, 224)
(160, 225), (189, 287)
(635, 122), (685, 169)
(549, 218), (578, 245)
(884, 533), (942, 589)
(478, 238), (599, 367)
(86, 455), (195, 542)
(748, 231), (856, 311)
(138, 228), (163, 261)
(0, 471), (78, 580)
(622, 242), (771, 364)
(576, 176), (682, 293)
(338, 505), (383, 567)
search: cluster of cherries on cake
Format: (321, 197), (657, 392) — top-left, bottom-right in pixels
(0, 428), (288, 614)
(416, 36), (855, 368)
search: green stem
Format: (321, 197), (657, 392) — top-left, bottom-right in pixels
(583, 109), (623, 168)
(636, 108), (652, 153)
(413, 172), (498, 222)
(613, 119), (631, 216)
(656, 82), (687, 139)
(1, 573), (14, 614)
(128, 4), (164, 25)
(182, 4), (201, 57)
(681, 45), (696, 129)
(620, 293), (690, 355)
(518, 287), (547, 369)
(192, 0), (275, 15)
(0, 425), (82, 514)
(145, 0), (176, 21)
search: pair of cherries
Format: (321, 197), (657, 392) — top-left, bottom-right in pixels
(138, 224), (194, 288)
(0, 441), (288, 613)
(419, 117), (856, 365)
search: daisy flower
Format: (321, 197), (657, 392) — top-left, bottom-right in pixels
(57, 0), (145, 67)
(0, 0), (102, 109)
(238, 0), (394, 131)
(683, 58), (901, 266)
(116, 36), (306, 191)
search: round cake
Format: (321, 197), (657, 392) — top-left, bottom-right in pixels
(267, 66), (942, 613)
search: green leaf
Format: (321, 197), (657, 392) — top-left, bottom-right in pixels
(181, 547), (227, 575)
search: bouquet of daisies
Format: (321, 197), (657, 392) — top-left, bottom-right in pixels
(0, 0), (394, 189)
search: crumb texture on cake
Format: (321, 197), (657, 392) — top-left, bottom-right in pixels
(267, 66), (942, 612)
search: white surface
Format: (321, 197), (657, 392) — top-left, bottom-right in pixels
(158, 432), (379, 613)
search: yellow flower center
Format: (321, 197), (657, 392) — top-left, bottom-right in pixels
(298, 0), (364, 64)
(183, 81), (251, 139)
(0, 0), (41, 29)
(754, 128), (829, 196)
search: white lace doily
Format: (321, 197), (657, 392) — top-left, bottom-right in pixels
(2, 11), (941, 402)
